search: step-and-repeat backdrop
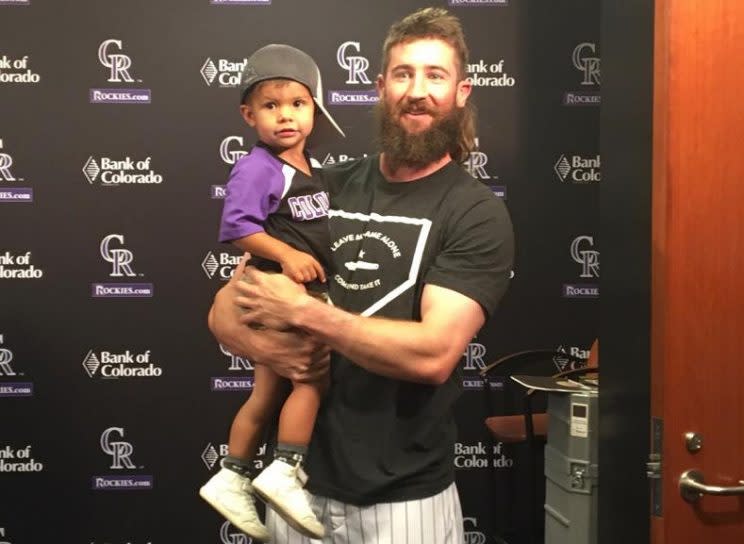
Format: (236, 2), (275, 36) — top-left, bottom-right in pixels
(0, 1), (599, 542)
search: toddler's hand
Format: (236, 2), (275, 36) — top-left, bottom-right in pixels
(279, 249), (326, 284)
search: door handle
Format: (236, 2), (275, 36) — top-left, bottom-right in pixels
(679, 469), (744, 503)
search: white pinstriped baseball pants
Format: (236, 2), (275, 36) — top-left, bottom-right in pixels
(266, 482), (464, 544)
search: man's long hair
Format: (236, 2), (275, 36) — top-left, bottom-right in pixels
(380, 7), (476, 164)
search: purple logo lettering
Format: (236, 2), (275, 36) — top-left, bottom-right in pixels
(89, 88), (151, 104)
(91, 283), (154, 298)
(328, 90), (379, 106)
(0, 382), (33, 397)
(0, 188), (32, 202)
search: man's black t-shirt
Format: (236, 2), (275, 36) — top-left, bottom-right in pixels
(306, 155), (514, 505)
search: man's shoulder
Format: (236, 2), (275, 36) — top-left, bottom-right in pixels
(424, 164), (511, 236)
(437, 163), (503, 205)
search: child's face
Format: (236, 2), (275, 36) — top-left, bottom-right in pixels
(240, 80), (315, 153)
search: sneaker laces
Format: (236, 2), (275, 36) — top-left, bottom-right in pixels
(287, 462), (317, 517)
(290, 461), (309, 487)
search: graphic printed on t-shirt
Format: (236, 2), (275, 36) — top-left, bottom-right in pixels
(328, 209), (431, 316)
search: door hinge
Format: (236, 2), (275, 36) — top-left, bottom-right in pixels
(649, 417), (663, 516)
(646, 454), (662, 478)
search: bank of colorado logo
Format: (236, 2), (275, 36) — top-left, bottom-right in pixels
(0, 139), (32, 203)
(0, 250), (43, 279)
(553, 344), (590, 371)
(563, 235), (599, 298)
(93, 427), (153, 490)
(0, 53), (40, 84)
(90, 39), (151, 104)
(201, 442), (221, 469)
(554, 154), (601, 184)
(202, 251), (241, 280)
(564, 42), (601, 106)
(454, 441), (513, 470)
(202, 442), (267, 472)
(320, 152), (368, 166)
(329, 41), (377, 106)
(92, 234), (154, 298)
(0, 444), (44, 473)
(83, 349), (163, 379)
(200, 57), (248, 87)
(0, 335), (32, 397)
(466, 59), (515, 87)
(83, 155), (163, 186)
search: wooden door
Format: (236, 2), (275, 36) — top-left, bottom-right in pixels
(651, 0), (744, 542)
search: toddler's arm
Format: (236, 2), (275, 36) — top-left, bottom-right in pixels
(233, 233), (326, 284)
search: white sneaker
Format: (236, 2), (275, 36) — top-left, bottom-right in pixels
(252, 459), (325, 539)
(199, 467), (270, 542)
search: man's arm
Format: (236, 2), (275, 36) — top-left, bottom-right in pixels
(237, 269), (484, 385)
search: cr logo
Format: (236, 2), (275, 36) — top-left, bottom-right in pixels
(98, 39), (135, 83)
(572, 42), (601, 86)
(100, 234), (136, 277)
(220, 344), (254, 371)
(0, 152), (15, 181)
(0, 348), (16, 376)
(100, 427), (136, 469)
(463, 151), (490, 180)
(570, 235), (600, 278)
(337, 41), (371, 85)
(463, 517), (487, 544)
(219, 136), (247, 165)
(220, 521), (251, 544)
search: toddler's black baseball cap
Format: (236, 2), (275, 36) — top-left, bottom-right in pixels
(240, 44), (345, 138)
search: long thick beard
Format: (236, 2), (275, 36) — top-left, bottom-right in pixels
(375, 99), (462, 172)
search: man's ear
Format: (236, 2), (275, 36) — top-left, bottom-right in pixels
(455, 78), (472, 108)
(375, 74), (385, 97)
(239, 104), (256, 127)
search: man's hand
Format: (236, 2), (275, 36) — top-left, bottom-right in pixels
(247, 327), (331, 382)
(208, 254), (330, 382)
(236, 266), (315, 331)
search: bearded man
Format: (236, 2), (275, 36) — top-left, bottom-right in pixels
(209, 7), (514, 543)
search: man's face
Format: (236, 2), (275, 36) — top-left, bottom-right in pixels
(375, 38), (471, 170)
(377, 38), (471, 134)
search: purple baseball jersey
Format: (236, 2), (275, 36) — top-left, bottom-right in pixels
(219, 142), (331, 276)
